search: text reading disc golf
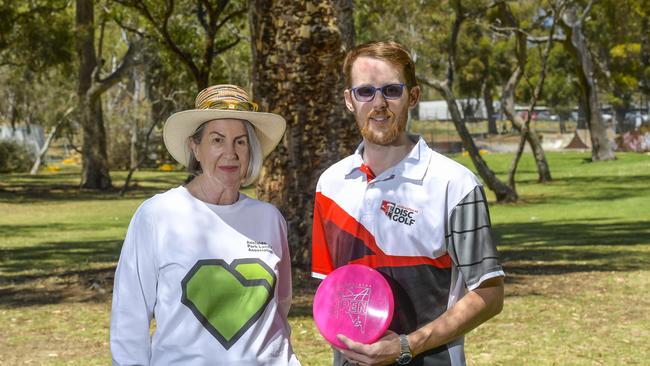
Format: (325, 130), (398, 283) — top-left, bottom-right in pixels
(313, 264), (394, 349)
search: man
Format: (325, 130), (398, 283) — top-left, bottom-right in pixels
(311, 41), (505, 366)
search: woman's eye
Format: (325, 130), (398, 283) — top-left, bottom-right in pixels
(236, 138), (248, 146)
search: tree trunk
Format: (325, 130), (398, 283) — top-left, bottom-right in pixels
(561, 5), (616, 161)
(425, 0), (517, 202)
(496, 1), (552, 183)
(76, 0), (112, 189)
(334, 0), (355, 52)
(250, 0), (356, 268)
(425, 78), (517, 202)
(501, 67), (552, 183)
(30, 107), (73, 174)
(483, 83), (498, 135)
(613, 104), (627, 133)
(577, 96), (588, 129)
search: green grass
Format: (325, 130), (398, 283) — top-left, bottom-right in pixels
(1, 152), (649, 365)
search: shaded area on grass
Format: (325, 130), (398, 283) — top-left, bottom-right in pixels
(0, 239), (122, 278)
(0, 267), (114, 307)
(289, 268), (319, 318)
(511, 174), (650, 203)
(496, 218), (650, 275)
(0, 239), (121, 307)
(0, 170), (186, 203)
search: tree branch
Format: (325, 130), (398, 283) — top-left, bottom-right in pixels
(580, 0), (595, 24)
(89, 39), (142, 98)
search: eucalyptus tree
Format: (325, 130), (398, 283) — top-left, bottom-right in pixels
(76, 0), (141, 189)
(0, 0), (75, 172)
(559, 0), (616, 161)
(113, 0), (247, 91)
(0, 0), (73, 130)
(492, 0), (553, 183)
(419, 0), (519, 201)
(249, 0), (354, 266)
(0, 0), (72, 70)
(502, 2), (560, 189)
(586, 0), (649, 132)
(542, 44), (580, 133)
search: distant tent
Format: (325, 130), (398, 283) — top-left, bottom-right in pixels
(564, 130), (590, 149)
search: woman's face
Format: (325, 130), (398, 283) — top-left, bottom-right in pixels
(191, 119), (250, 189)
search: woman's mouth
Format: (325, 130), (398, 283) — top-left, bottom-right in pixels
(219, 166), (239, 173)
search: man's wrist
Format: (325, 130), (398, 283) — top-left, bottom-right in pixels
(395, 334), (413, 365)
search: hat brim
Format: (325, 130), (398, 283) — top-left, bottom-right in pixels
(163, 109), (286, 166)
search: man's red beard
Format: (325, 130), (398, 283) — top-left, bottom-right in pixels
(360, 108), (405, 145)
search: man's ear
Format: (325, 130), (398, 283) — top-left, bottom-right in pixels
(408, 86), (421, 108)
(344, 89), (355, 112)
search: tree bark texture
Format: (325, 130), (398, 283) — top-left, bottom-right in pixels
(250, 0), (358, 267)
(561, 5), (616, 161)
(333, 0), (355, 52)
(483, 84), (498, 135)
(76, 0), (111, 189)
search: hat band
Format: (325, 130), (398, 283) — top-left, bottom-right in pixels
(198, 99), (259, 112)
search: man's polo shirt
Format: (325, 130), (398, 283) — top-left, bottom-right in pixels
(311, 136), (504, 366)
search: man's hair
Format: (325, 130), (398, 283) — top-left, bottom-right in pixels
(343, 41), (417, 89)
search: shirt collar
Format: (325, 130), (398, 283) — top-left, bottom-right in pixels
(345, 134), (432, 182)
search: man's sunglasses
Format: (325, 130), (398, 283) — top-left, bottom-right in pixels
(350, 83), (406, 102)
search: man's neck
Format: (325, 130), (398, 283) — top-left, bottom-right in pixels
(362, 133), (416, 177)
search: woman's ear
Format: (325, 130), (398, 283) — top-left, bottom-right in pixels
(189, 137), (200, 162)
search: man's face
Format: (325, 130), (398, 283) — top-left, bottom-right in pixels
(344, 56), (420, 145)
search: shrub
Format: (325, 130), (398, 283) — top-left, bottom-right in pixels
(0, 140), (34, 173)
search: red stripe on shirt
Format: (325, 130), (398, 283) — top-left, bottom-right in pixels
(312, 192), (451, 275)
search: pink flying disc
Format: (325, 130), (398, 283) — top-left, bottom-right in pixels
(313, 264), (394, 349)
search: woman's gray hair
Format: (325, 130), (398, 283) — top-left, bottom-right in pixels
(186, 119), (263, 187)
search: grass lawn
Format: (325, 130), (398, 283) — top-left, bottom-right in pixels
(1, 151), (649, 365)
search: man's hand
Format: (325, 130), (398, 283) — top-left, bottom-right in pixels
(335, 331), (401, 366)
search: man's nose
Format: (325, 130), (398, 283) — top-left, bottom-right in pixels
(371, 89), (387, 108)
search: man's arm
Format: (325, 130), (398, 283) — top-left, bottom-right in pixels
(409, 276), (504, 356)
(337, 276), (504, 366)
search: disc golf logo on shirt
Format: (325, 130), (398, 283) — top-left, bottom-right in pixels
(380, 200), (417, 226)
(334, 284), (372, 334)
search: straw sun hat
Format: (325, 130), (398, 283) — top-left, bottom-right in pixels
(163, 84), (286, 166)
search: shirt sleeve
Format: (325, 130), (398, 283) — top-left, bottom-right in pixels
(445, 186), (505, 291)
(276, 214), (292, 320)
(110, 206), (159, 365)
(311, 190), (334, 279)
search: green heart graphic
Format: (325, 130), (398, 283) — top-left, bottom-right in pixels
(181, 258), (276, 349)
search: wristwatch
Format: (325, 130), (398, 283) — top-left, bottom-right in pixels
(395, 334), (413, 365)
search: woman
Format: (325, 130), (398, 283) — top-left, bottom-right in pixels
(110, 85), (300, 365)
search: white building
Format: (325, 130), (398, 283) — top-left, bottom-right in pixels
(0, 123), (44, 157)
(418, 99), (498, 121)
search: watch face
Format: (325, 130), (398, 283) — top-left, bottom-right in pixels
(397, 353), (413, 365)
